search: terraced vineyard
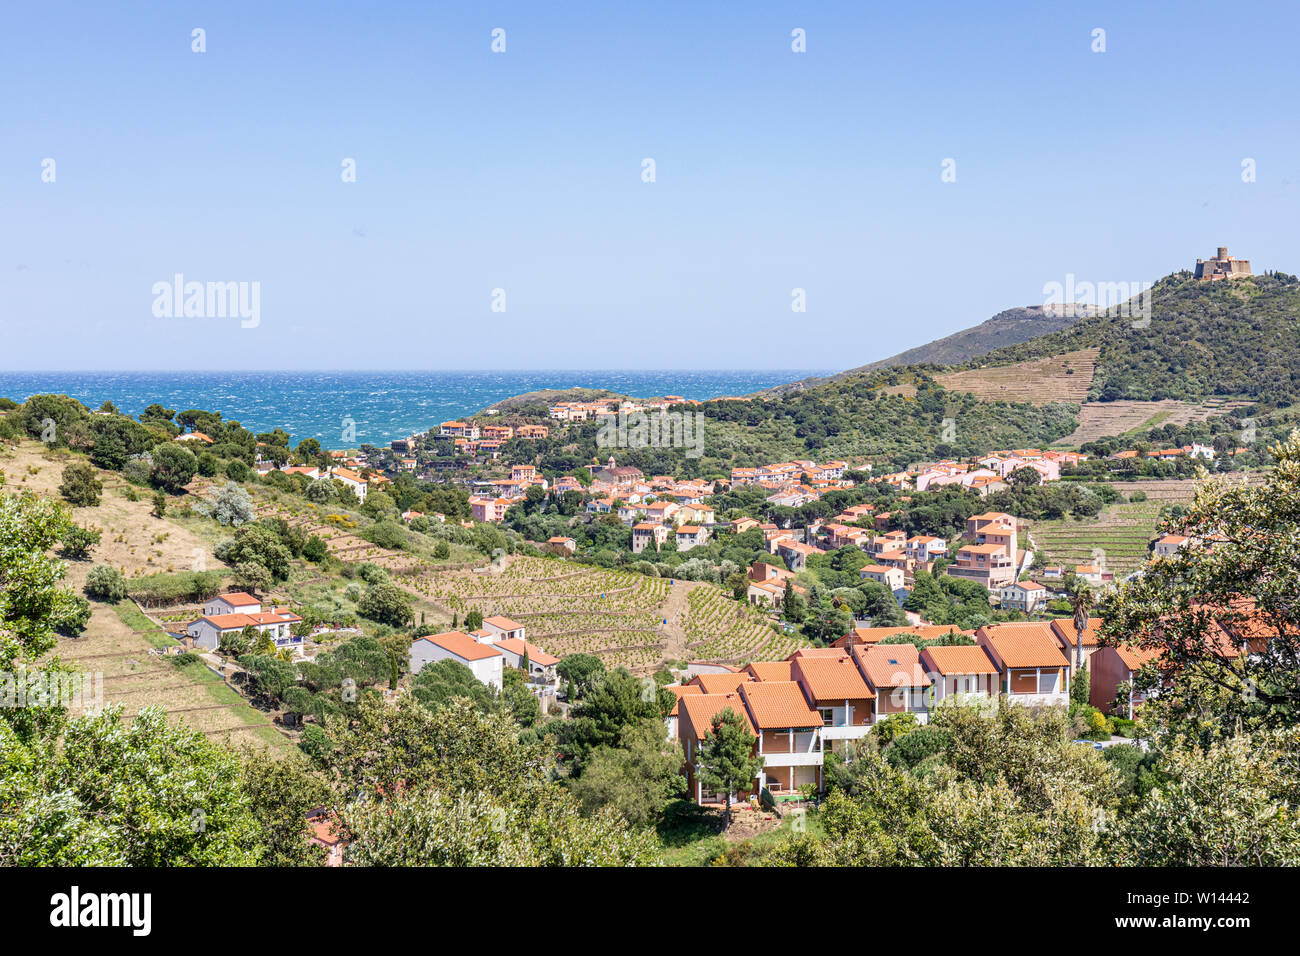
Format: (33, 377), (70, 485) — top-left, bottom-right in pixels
(935, 347), (1098, 404)
(1027, 500), (1166, 578)
(1058, 398), (1251, 445)
(418, 554), (809, 672)
(681, 587), (807, 664)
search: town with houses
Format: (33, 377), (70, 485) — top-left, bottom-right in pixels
(161, 390), (1260, 817)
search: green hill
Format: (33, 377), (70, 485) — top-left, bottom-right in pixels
(948, 272), (1300, 405)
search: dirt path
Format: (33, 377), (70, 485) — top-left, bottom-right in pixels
(656, 578), (698, 662)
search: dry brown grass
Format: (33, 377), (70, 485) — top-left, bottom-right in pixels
(1057, 398), (1252, 445)
(1, 441), (222, 589)
(935, 347), (1098, 403)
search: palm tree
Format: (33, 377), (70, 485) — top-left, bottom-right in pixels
(1070, 582), (1095, 671)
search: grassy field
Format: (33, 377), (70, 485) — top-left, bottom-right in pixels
(656, 801), (824, 866)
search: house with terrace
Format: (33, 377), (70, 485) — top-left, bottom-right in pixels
(186, 595), (303, 652)
(1089, 643), (1162, 718)
(790, 652), (875, 755)
(738, 680), (825, 797)
(853, 643), (933, 722)
(921, 644), (1000, 705)
(678, 692), (757, 805)
(1049, 617), (1104, 672)
(976, 623), (1071, 706)
(409, 631), (504, 691)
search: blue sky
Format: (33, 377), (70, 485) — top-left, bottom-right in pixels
(2, 0), (1298, 371)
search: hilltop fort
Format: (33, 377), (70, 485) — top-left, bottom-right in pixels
(1194, 246), (1251, 281)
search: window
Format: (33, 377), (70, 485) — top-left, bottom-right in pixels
(819, 707), (834, 726)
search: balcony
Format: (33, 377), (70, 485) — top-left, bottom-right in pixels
(820, 724), (872, 740)
(760, 749), (824, 767)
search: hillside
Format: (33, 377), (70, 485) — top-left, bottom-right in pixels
(842, 304), (1096, 376)
(947, 272), (1300, 405)
(759, 304), (1095, 397)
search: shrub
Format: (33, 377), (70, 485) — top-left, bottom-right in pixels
(196, 482), (256, 527)
(55, 595), (92, 635)
(60, 524), (101, 559)
(305, 478), (335, 503)
(123, 453), (153, 486)
(357, 581), (413, 627)
(59, 463), (102, 507)
(85, 564), (129, 601)
(302, 535), (329, 563)
(150, 443), (198, 494)
(363, 520), (407, 550)
(225, 459), (253, 482)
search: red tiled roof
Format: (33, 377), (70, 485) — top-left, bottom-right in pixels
(678, 693), (755, 739)
(493, 637), (559, 667)
(739, 681), (823, 729)
(1049, 617), (1103, 649)
(417, 631), (503, 661)
(689, 672), (753, 694)
(792, 655), (875, 701)
(745, 661), (795, 682)
(855, 644), (932, 689)
(921, 645), (999, 676)
(978, 623), (1070, 669)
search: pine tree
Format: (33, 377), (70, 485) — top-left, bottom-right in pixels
(698, 708), (764, 826)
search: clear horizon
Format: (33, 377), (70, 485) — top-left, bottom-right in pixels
(4, 0), (1298, 372)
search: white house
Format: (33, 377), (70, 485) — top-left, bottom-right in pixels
(479, 615), (527, 643)
(859, 564), (905, 591)
(203, 592), (263, 617)
(999, 580), (1049, 614)
(1153, 534), (1190, 558)
(409, 631), (503, 690)
(186, 594), (303, 651)
(329, 467), (370, 503)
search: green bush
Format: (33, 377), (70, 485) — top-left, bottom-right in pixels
(59, 462), (102, 507)
(85, 565), (129, 602)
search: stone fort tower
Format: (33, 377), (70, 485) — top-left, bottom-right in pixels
(1194, 246), (1251, 280)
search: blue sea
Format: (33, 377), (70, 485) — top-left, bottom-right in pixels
(0, 370), (827, 449)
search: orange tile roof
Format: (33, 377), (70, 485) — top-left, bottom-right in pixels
(493, 637), (559, 667)
(1114, 644), (1163, 671)
(689, 672), (753, 694)
(216, 592), (261, 607)
(666, 683), (704, 717)
(835, 625), (969, 647)
(678, 693), (755, 739)
(1049, 617), (1103, 648)
(855, 644), (932, 689)
(417, 631), (503, 662)
(786, 647), (849, 659)
(745, 661), (795, 682)
(200, 610), (300, 629)
(738, 681), (822, 729)
(921, 645), (999, 675)
(483, 615), (525, 632)
(978, 623), (1070, 669)
(791, 655), (875, 701)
